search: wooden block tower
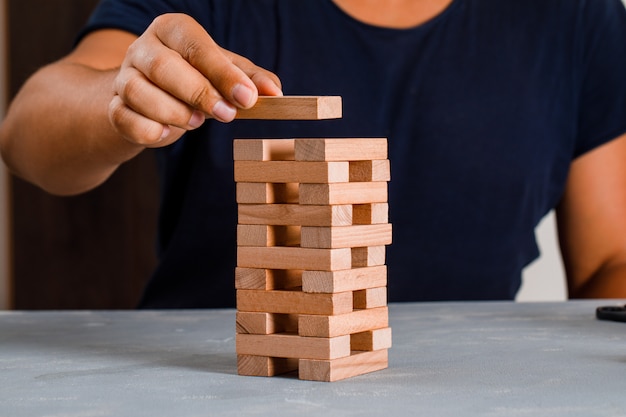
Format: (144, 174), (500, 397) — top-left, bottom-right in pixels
(233, 97), (392, 382)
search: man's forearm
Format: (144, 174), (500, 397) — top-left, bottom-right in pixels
(0, 61), (144, 196)
(568, 262), (626, 299)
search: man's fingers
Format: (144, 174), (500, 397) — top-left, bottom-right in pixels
(226, 50), (283, 96)
(111, 12), (285, 139)
(114, 66), (207, 129)
(125, 30), (235, 120)
(150, 14), (282, 110)
(148, 14), (258, 111)
(108, 95), (185, 147)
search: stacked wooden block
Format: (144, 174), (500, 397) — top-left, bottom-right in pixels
(234, 137), (392, 382)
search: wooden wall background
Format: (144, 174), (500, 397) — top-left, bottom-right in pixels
(7, 0), (158, 309)
(1, 0), (10, 309)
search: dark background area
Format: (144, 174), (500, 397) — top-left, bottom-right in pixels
(6, 0), (159, 309)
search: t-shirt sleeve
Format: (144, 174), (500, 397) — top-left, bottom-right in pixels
(574, 0), (626, 157)
(76, 0), (206, 43)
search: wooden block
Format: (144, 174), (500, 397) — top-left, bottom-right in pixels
(354, 287), (387, 309)
(237, 289), (354, 315)
(300, 224), (392, 249)
(238, 204), (352, 227)
(235, 268), (302, 290)
(349, 160), (391, 182)
(237, 247), (352, 271)
(237, 355), (299, 377)
(299, 182), (388, 205)
(235, 161), (349, 183)
(236, 182), (299, 204)
(237, 225), (301, 247)
(236, 333), (351, 360)
(233, 139), (295, 161)
(235, 96), (342, 120)
(351, 327), (393, 351)
(299, 349), (388, 382)
(351, 246), (386, 267)
(236, 312), (298, 334)
(295, 138), (387, 162)
(299, 307), (389, 338)
(301, 265), (387, 293)
(353, 203), (389, 225)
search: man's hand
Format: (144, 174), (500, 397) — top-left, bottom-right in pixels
(109, 13), (282, 147)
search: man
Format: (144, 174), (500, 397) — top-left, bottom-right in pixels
(2, 0), (626, 307)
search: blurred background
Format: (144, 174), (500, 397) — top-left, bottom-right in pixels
(0, 0), (157, 309)
(2, 0), (624, 309)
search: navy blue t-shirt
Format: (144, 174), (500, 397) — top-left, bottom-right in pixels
(81, 0), (626, 308)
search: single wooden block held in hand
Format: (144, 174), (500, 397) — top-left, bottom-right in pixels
(235, 96), (342, 120)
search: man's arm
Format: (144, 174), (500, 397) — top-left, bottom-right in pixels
(0, 14), (282, 196)
(0, 29), (139, 195)
(557, 132), (626, 298)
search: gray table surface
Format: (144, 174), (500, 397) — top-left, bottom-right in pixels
(1, 301), (626, 417)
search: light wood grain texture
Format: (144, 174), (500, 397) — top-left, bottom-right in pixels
(237, 247), (352, 271)
(237, 225), (301, 247)
(235, 96), (342, 120)
(300, 224), (392, 249)
(236, 182), (299, 204)
(353, 287), (387, 309)
(236, 312), (298, 334)
(349, 160), (391, 182)
(351, 327), (392, 351)
(299, 349), (388, 382)
(237, 355), (299, 377)
(235, 268), (302, 290)
(298, 307), (389, 338)
(235, 161), (349, 183)
(299, 182), (388, 205)
(236, 333), (351, 360)
(353, 203), (389, 225)
(301, 265), (387, 293)
(295, 138), (387, 161)
(237, 289), (354, 315)
(233, 139), (295, 161)
(351, 246), (386, 268)
(238, 204), (352, 226)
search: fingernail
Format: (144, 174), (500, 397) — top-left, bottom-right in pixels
(232, 83), (255, 108)
(212, 100), (237, 122)
(188, 110), (205, 128)
(160, 125), (170, 140)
